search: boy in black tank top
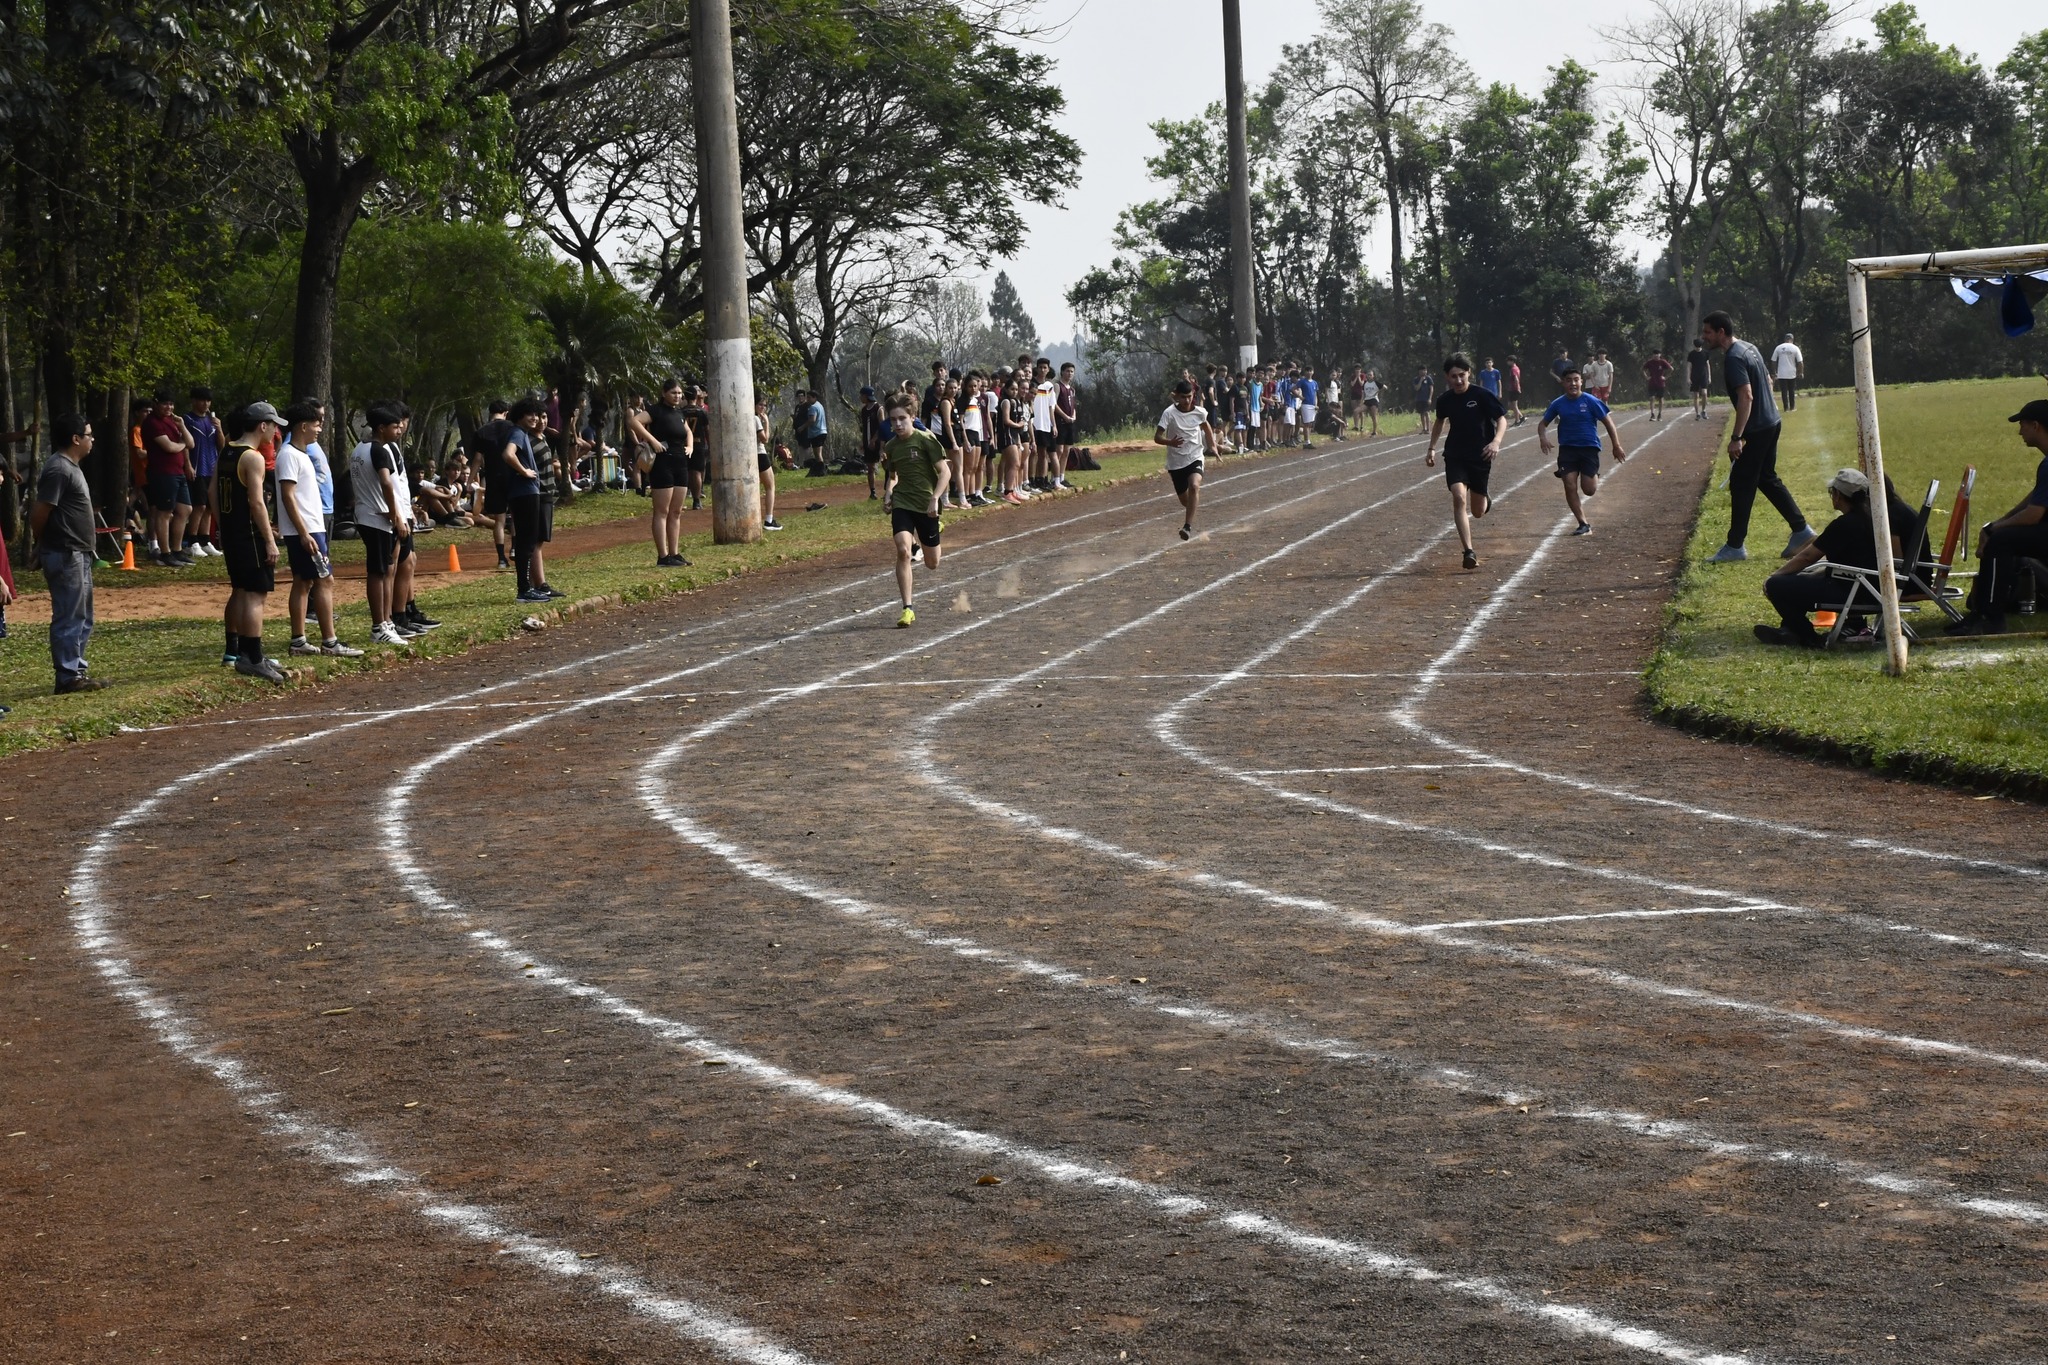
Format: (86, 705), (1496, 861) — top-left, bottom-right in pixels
(217, 401), (289, 681)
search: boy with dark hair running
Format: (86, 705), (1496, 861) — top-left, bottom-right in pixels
(881, 398), (949, 627)
(1538, 366), (1627, 536)
(1155, 379), (1216, 541)
(1426, 355), (1507, 570)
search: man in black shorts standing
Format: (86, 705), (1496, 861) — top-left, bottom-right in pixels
(217, 401), (289, 682)
(1687, 339), (1713, 421)
(1155, 379), (1216, 541)
(1426, 354), (1508, 570)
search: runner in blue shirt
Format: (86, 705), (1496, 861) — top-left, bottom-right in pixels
(1537, 367), (1627, 536)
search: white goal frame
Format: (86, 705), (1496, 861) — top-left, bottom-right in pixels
(1846, 244), (2048, 674)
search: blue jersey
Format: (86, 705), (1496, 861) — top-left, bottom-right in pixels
(1277, 377), (1297, 406)
(1477, 368), (1501, 396)
(1542, 392), (1612, 449)
(1301, 379), (1319, 405)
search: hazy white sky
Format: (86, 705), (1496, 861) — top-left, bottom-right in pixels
(976, 0), (2043, 343)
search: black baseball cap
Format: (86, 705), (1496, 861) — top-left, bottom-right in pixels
(2010, 399), (2048, 425)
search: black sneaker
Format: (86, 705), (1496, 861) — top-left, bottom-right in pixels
(1179, 524), (1191, 541)
(405, 608), (442, 631)
(54, 676), (112, 694)
(542, 585), (567, 600)
(1462, 548), (1478, 570)
(1944, 613), (2006, 637)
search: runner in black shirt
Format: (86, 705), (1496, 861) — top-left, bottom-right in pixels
(1426, 354), (1508, 570)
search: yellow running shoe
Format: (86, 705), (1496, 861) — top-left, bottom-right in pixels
(896, 606), (915, 628)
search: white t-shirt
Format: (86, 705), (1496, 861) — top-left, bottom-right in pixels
(1032, 381), (1057, 433)
(1157, 404), (1210, 470)
(1361, 381), (1380, 402)
(274, 441), (326, 538)
(1584, 359), (1614, 387)
(1772, 342), (1803, 378)
(347, 440), (411, 533)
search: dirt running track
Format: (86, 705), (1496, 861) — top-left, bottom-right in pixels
(6, 413), (2048, 1364)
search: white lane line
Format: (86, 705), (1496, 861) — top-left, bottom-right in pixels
(618, 415), (2048, 1244)
(59, 445), (1387, 1351)
(66, 750), (818, 1365)
(1245, 762), (1510, 776)
(906, 420), (2048, 1079)
(1417, 905), (1788, 932)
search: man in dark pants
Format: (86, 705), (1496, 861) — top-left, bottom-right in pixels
(1754, 468), (1914, 647)
(1947, 398), (2048, 636)
(1703, 310), (1812, 563)
(31, 413), (110, 694)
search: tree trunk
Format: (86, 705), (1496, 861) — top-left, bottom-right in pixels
(1378, 127), (1406, 368)
(287, 127), (378, 408)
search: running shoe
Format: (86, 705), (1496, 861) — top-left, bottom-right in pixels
(1003, 491), (1025, 505)
(966, 493), (988, 508)
(910, 544), (924, 565)
(1462, 548), (1479, 570)
(288, 638), (321, 656)
(763, 517), (784, 530)
(1708, 545), (1748, 563)
(1780, 526), (1817, 558)
(371, 621), (409, 646)
(54, 676), (112, 694)
(542, 586), (567, 600)
(393, 618), (427, 637)
(517, 588), (553, 603)
(404, 608), (442, 630)
(1573, 521), (1593, 536)
(221, 651), (238, 666)
(1179, 524), (1192, 541)
(235, 655), (288, 683)
(321, 639), (366, 657)
(896, 606), (915, 628)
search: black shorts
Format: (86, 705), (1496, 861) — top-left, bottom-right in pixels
(1055, 418), (1077, 445)
(1033, 429), (1057, 453)
(1169, 461), (1204, 494)
(536, 498), (554, 544)
(147, 474), (189, 511)
(220, 529), (275, 594)
(686, 447), (709, 475)
(482, 487), (507, 516)
(1443, 455), (1492, 497)
(890, 508), (942, 546)
(359, 525), (413, 576)
(648, 454), (690, 489)
(1555, 445), (1601, 480)
(1502, 389), (1520, 403)
(757, 449), (772, 473)
(804, 435), (828, 452)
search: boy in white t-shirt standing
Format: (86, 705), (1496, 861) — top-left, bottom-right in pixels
(276, 400), (362, 658)
(1155, 380), (1217, 542)
(349, 402), (421, 646)
(1770, 333), (1805, 412)
(1030, 358), (1062, 491)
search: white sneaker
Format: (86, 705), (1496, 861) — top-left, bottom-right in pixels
(371, 621), (409, 645)
(288, 638), (320, 656)
(321, 639), (365, 657)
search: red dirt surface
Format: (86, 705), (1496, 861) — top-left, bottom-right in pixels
(6, 415), (2046, 1363)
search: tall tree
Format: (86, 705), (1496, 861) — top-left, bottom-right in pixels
(1297, 0), (1466, 367)
(1606, 0), (1745, 347)
(988, 271), (1038, 351)
(1727, 0), (1840, 339)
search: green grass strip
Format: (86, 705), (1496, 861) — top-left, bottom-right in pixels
(1646, 376), (2048, 794)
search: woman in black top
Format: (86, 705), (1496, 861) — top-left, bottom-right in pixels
(626, 379), (695, 566)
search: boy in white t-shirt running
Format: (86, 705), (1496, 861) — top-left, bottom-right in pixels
(1155, 380), (1217, 541)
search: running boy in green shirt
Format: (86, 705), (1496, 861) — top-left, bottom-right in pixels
(881, 398), (951, 627)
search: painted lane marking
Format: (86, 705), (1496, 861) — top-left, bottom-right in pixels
(58, 442), (1406, 1351)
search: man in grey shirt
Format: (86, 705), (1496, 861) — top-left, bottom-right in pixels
(31, 413), (110, 693)
(1703, 311), (1812, 563)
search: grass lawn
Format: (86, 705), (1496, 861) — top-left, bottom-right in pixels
(1647, 374), (2048, 791)
(0, 439), (1198, 755)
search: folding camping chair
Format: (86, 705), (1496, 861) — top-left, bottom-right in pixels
(1819, 476), (1971, 647)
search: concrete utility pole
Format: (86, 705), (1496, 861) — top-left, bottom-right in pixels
(691, 0), (761, 543)
(1223, 0), (1259, 375)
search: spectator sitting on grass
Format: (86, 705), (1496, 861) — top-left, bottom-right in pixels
(1753, 468), (1915, 649)
(415, 462), (471, 527)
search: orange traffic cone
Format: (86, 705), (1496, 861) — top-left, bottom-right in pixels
(119, 537), (139, 571)
(447, 542), (462, 574)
